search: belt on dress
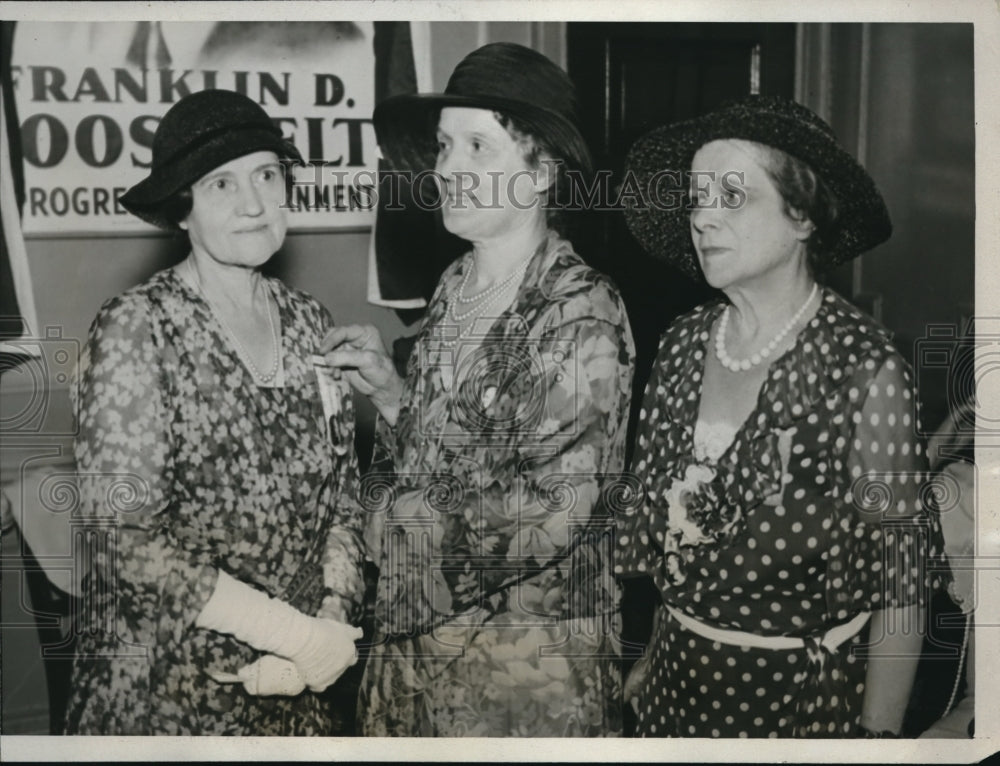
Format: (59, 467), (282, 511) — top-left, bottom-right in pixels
(665, 604), (871, 654)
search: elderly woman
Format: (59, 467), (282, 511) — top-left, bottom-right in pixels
(616, 96), (948, 738)
(65, 89), (364, 735)
(322, 43), (635, 736)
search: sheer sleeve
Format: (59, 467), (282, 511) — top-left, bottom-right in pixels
(360, 270), (457, 572)
(72, 295), (219, 644)
(613, 328), (674, 580)
(829, 353), (949, 619)
(357, 413), (398, 569)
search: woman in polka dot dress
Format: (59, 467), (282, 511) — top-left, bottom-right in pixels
(616, 96), (948, 738)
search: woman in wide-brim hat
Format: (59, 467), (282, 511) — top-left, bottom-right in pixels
(65, 89), (366, 735)
(615, 95), (948, 738)
(322, 42), (634, 736)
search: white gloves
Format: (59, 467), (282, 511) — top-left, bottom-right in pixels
(238, 655), (307, 696)
(196, 570), (363, 693)
(207, 655), (306, 696)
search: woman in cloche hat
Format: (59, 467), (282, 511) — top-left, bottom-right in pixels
(322, 42), (635, 736)
(65, 89), (365, 735)
(615, 95), (949, 738)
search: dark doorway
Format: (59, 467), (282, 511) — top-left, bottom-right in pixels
(565, 23), (797, 735)
(567, 22), (797, 454)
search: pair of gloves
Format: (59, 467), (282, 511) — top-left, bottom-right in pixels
(196, 571), (363, 697)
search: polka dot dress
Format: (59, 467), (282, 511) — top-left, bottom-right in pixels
(637, 609), (866, 737)
(616, 289), (948, 737)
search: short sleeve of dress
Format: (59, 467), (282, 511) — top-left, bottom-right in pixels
(73, 295), (219, 641)
(830, 353), (949, 618)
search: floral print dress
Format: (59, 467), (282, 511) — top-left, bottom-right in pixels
(358, 232), (635, 736)
(616, 289), (948, 738)
(64, 268), (366, 735)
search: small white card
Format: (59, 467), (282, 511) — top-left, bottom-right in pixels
(311, 355), (348, 453)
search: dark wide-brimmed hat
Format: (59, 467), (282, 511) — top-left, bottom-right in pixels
(121, 89), (301, 229)
(373, 42), (592, 175)
(624, 95), (892, 280)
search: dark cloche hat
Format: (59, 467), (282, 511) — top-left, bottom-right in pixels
(623, 95), (892, 280)
(373, 42), (592, 175)
(120, 89), (302, 228)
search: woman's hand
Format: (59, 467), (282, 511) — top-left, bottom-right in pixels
(236, 654), (306, 696)
(624, 650), (652, 714)
(320, 324), (404, 426)
(284, 616), (363, 692)
(196, 571), (363, 693)
(860, 606), (924, 735)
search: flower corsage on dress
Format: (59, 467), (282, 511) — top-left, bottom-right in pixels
(647, 461), (744, 586)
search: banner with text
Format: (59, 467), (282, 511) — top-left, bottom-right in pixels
(10, 21), (379, 234)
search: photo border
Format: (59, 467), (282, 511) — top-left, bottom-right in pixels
(1, 0), (996, 762)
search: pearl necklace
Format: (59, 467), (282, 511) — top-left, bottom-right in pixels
(186, 260), (281, 384)
(447, 248), (536, 336)
(453, 253), (530, 307)
(715, 283), (819, 372)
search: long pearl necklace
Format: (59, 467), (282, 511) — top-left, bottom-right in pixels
(187, 260), (281, 384)
(715, 283), (819, 372)
(447, 247), (536, 337)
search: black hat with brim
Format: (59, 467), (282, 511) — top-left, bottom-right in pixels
(373, 43), (592, 176)
(623, 95), (892, 280)
(120, 89), (302, 229)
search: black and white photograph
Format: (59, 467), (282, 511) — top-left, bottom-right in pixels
(0, 0), (995, 761)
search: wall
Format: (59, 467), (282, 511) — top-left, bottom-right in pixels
(427, 21), (565, 89)
(796, 23), (975, 430)
(865, 24), (975, 431)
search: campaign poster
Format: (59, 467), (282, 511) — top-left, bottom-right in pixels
(9, 21), (379, 234)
